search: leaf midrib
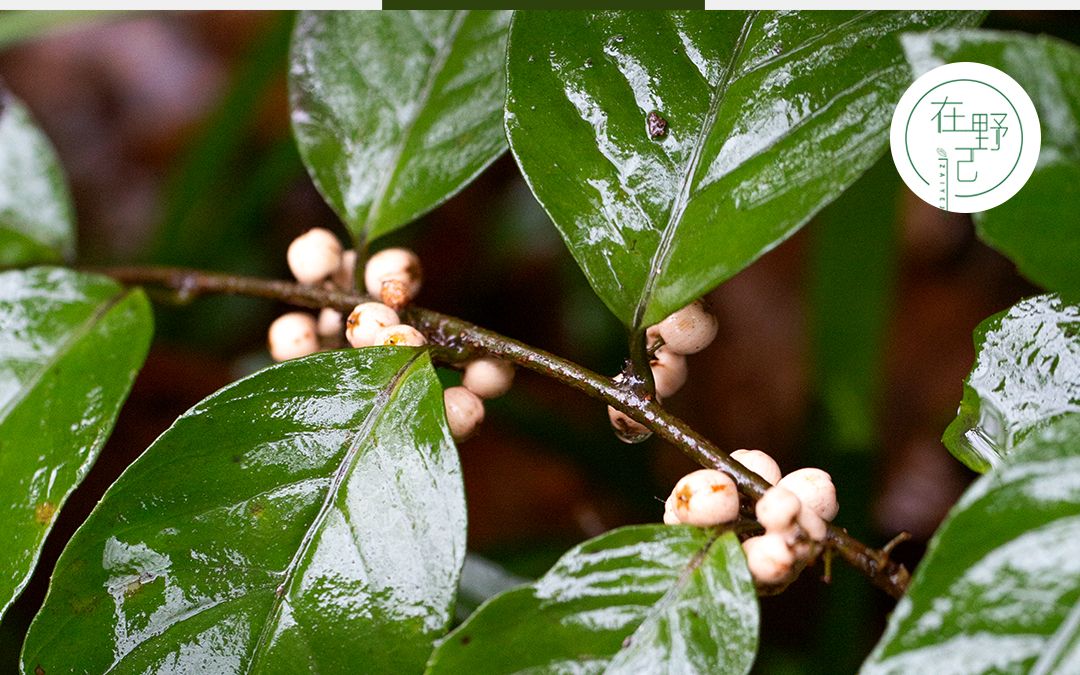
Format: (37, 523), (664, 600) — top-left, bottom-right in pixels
(244, 349), (425, 672)
(631, 12), (759, 330)
(362, 10), (468, 240)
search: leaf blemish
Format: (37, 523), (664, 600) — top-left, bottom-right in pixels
(647, 111), (668, 139)
(35, 501), (56, 525)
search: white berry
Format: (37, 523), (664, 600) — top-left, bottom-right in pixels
(731, 449), (782, 486)
(651, 347), (687, 398)
(663, 494), (680, 525)
(365, 248), (422, 308)
(463, 357), (515, 399)
(796, 505), (827, 542)
(670, 469), (739, 527)
(317, 308), (344, 338)
(372, 324), (427, 347)
(287, 228), (343, 284)
(444, 386), (484, 441)
(743, 533), (796, 585)
(345, 302), (400, 348)
(331, 249), (358, 289)
(654, 300), (718, 355)
(755, 485), (801, 534)
(608, 406), (651, 444)
(778, 468), (838, 521)
(268, 312), (319, 362)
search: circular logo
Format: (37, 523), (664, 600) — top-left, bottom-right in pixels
(890, 62), (1041, 213)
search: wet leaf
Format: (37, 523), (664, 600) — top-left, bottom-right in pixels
(903, 31), (1080, 299)
(864, 413), (1080, 674)
(426, 526), (758, 674)
(290, 10), (511, 244)
(810, 157), (899, 449)
(506, 10), (981, 329)
(943, 294), (1080, 473)
(22, 348), (466, 673)
(0, 267), (151, 619)
(0, 90), (75, 266)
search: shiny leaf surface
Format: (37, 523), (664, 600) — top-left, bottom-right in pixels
(943, 294), (1080, 473)
(864, 413), (1080, 674)
(903, 31), (1080, 299)
(0, 267), (151, 619)
(0, 90), (74, 266)
(290, 10), (511, 244)
(426, 526), (757, 674)
(506, 10), (981, 328)
(22, 348), (466, 674)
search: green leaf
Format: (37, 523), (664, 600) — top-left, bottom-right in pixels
(0, 267), (152, 620)
(863, 413), (1080, 674)
(426, 526), (758, 674)
(902, 31), (1080, 299)
(290, 10), (511, 244)
(0, 90), (75, 266)
(506, 10), (981, 329)
(22, 348), (466, 674)
(943, 294), (1080, 473)
(810, 157), (899, 449)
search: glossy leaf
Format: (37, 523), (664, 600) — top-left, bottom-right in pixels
(22, 348), (466, 674)
(290, 10), (511, 244)
(864, 413), (1080, 674)
(426, 526), (758, 674)
(0, 90), (75, 266)
(810, 157), (899, 449)
(943, 294), (1080, 473)
(506, 10), (981, 329)
(0, 267), (151, 619)
(903, 31), (1080, 298)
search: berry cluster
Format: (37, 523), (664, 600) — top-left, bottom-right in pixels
(608, 300), (719, 442)
(268, 229), (515, 442)
(662, 449), (838, 590)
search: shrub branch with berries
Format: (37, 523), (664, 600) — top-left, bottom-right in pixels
(7, 9), (1077, 675)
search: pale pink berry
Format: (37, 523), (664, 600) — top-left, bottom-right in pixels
(755, 485), (801, 533)
(743, 533), (796, 585)
(670, 469), (739, 527)
(731, 449), (782, 486)
(365, 248), (421, 307)
(650, 347), (687, 398)
(372, 324), (426, 347)
(268, 312), (319, 362)
(652, 298), (721, 356)
(608, 406), (651, 444)
(778, 468), (839, 521)
(444, 386), (484, 441)
(663, 494), (680, 525)
(331, 249), (358, 289)
(345, 302), (400, 348)
(287, 228), (343, 284)
(462, 357), (515, 399)
(796, 505), (827, 543)
(654, 300), (718, 355)
(317, 308), (344, 338)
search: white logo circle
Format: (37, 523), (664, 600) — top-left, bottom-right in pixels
(890, 62), (1041, 214)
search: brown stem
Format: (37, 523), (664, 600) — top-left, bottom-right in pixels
(94, 265), (911, 599)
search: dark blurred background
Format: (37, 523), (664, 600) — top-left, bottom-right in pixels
(0, 10), (1076, 673)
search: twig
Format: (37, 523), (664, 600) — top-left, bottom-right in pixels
(94, 265), (912, 599)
